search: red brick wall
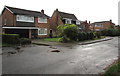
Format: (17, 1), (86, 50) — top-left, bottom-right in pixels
(35, 17), (50, 38)
(89, 21), (115, 31)
(49, 10), (63, 35)
(2, 8), (15, 26)
(81, 21), (90, 31)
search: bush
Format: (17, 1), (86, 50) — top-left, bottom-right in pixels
(78, 32), (95, 41)
(101, 29), (120, 36)
(20, 38), (31, 45)
(2, 34), (20, 44)
(58, 36), (69, 43)
(57, 24), (78, 41)
(96, 32), (101, 38)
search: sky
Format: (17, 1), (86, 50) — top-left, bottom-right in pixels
(0, 0), (119, 25)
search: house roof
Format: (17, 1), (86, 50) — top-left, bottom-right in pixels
(3, 6), (50, 18)
(58, 11), (78, 20)
(93, 21), (110, 24)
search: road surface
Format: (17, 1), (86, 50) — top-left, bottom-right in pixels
(2, 37), (118, 74)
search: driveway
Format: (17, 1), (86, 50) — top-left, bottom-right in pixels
(2, 37), (118, 74)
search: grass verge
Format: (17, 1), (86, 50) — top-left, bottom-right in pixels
(104, 60), (120, 76)
(43, 38), (60, 42)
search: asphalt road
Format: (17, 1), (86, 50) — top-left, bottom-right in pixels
(2, 37), (118, 74)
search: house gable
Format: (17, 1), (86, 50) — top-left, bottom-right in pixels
(2, 7), (15, 26)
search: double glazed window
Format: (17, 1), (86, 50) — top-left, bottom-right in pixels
(76, 20), (80, 25)
(95, 24), (102, 27)
(38, 28), (47, 35)
(65, 19), (71, 24)
(16, 15), (34, 22)
(38, 18), (47, 23)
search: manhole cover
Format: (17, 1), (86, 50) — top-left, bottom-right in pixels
(51, 50), (60, 53)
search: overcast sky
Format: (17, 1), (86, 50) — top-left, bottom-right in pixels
(0, 0), (119, 24)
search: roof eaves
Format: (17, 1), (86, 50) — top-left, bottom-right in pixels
(5, 6), (14, 14)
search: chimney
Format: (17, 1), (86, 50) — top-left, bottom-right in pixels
(110, 19), (112, 22)
(41, 9), (44, 14)
(85, 20), (87, 23)
(89, 21), (90, 24)
(56, 8), (58, 12)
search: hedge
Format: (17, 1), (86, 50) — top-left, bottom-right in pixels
(20, 38), (31, 45)
(101, 29), (120, 36)
(78, 32), (95, 41)
(2, 34), (20, 44)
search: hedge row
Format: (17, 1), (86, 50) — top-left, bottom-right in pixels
(2, 34), (31, 45)
(2, 34), (20, 44)
(77, 32), (95, 41)
(59, 32), (99, 42)
(101, 29), (120, 36)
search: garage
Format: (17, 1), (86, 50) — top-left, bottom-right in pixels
(5, 29), (29, 38)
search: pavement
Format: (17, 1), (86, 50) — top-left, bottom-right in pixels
(32, 37), (113, 46)
(1, 37), (118, 74)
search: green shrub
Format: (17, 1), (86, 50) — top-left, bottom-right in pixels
(78, 32), (95, 41)
(101, 29), (120, 36)
(2, 34), (20, 44)
(78, 32), (83, 41)
(96, 32), (101, 38)
(20, 38), (31, 45)
(57, 24), (78, 41)
(58, 36), (69, 43)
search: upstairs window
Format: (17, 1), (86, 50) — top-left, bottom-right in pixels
(76, 20), (80, 25)
(38, 18), (47, 23)
(65, 19), (71, 24)
(38, 28), (47, 35)
(95, 24), (102, 27)
(16, 15), (34, 22)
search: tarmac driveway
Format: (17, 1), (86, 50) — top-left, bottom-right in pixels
(2, 37), (118, 74)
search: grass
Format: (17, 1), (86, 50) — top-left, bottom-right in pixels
(104, 60), (120, 76)
(43, 36), (106, 42)
(43, 38), (60, 42)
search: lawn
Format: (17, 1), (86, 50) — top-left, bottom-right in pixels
(43, 36), (105, 42)
(104, 60), (120, 76)
(43, 38), (60, 42)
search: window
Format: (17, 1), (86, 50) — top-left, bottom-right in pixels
(38, 18), (47, 23)
(65, 19), (71, 24)
(95, 24), (102, 27)
(76, 20), (80, 25)
(4, 19), (7, 25)
(16, 15), (34, 22)
(38, 28), (47, 35)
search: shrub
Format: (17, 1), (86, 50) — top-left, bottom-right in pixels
(96, 32), (101, 38)
(78, 32), (95, 41)
(101, 29), (120, 36)
(57, 24), (78, 41)
(2, 34), (20, 44)
(20, 38), (31, 45)
(58, 36), (69, 43)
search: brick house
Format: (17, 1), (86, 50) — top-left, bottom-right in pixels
(80, 20), (90, 32)
(49, 9), (81, 35)
(115, 25), (120, 29)
(89, 20), (115, 31)
(1, 6), (50, 38)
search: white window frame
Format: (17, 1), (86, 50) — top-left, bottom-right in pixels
(95, 24), (102, 27)
(38, 17), (47, 23)
(76, 20), (80, 25)
(65, 19), (72, 24)
(38, 28), (47, 35)
(16, 15), (34, 23)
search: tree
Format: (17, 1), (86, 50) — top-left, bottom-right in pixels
(57, 24), (78, 41)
